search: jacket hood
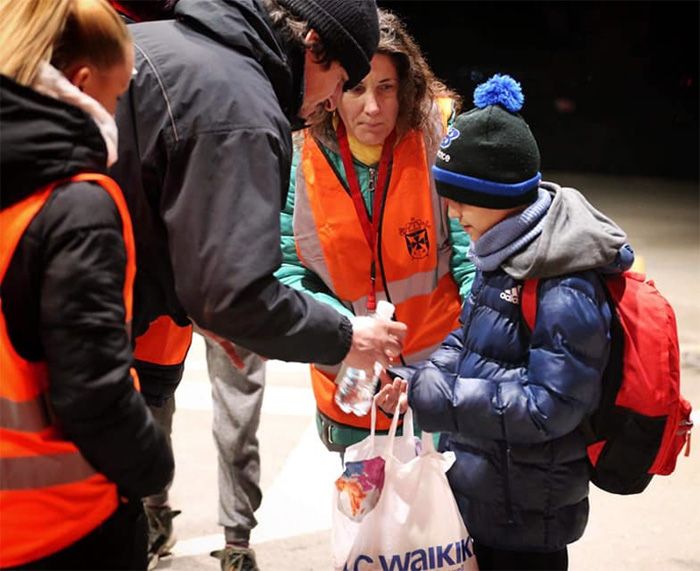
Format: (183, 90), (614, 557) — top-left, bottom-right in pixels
(0, 74), (107, 209)
(502, 181), (633, 279)
(175, 0), (303, 122)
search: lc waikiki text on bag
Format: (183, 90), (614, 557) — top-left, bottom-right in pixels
(332, 400), (478, 571)
(521, 271), (693, 494)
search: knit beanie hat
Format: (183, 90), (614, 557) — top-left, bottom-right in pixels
(277, 0), (379, 89)
(433, 74), (541, 209)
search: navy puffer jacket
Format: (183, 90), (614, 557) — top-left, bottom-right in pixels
(409, 268), (612, 551)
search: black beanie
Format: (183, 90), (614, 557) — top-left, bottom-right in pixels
(433, 74), (541, 209)
(277, 0), (379, 89)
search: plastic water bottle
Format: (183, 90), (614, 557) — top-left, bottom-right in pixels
(335, 300), (395, 416)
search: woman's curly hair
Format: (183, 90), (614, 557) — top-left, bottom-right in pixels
(311, 8), (461, 147)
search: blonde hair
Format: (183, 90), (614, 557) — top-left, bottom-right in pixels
(0, 0), (130, 86)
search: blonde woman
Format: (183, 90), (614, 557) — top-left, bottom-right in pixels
(0, 1), (173, 568)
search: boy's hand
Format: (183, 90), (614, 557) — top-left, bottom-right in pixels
(376, 376), (408, 415)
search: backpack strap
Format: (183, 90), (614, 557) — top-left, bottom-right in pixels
(521, 278), (540, 331)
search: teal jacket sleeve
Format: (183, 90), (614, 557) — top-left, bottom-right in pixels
(274, 151), (354, 319)
(448, 216), (476, 301)
(440, 106), (476, 302)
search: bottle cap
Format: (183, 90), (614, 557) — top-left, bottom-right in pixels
(375, 300), (395, 320)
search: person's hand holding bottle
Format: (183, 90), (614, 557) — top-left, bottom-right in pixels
(344, 315), (407, 372)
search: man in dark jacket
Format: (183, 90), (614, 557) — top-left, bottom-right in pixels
(110, 0), (404, 568)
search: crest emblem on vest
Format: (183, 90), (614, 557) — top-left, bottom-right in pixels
(399, 218), (431, 259)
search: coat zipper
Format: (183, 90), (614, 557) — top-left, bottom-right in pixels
(367, 167), (377, 200)
(471, 278), (515, 524)
(500, 439), (515, 524)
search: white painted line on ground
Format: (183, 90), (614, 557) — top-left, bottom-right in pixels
(172, 421), (339, 557)
(260, 385), (317, 417)
(171, 380), (212, 411)
(251, 421), (338, 543)
(170, 533), (220, 559)
(175, 382), (317, 417)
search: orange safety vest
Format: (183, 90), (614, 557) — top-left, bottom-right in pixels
(294, 130), (462, 430)
(133, 315), (193, 367)
(0, 174), (136, 567)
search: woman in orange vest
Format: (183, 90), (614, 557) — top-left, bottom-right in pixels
(0, 1), (174, 569)
(277, 9), (476, 451)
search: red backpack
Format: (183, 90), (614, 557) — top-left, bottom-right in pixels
(521, 271), (693, 494)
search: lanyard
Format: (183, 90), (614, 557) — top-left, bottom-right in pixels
(336, 119), (396, 312)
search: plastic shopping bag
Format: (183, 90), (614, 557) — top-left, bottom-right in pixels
(333, 402), (478, 571)
(344, 399), (420, 464)
(333, 401), (418, 541)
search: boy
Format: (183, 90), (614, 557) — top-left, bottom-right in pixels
(378, 74), (634, 570)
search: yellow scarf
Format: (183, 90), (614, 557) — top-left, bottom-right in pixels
(332, 115), (382, 166)
(331, 97), (453, 166)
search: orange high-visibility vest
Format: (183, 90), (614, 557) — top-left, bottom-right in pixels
(0, 174), (136, 567)
(133, 315), (192, 367)
(294, 130), (462, 430)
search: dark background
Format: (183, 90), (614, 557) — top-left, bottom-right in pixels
(377, 1), (699, 181)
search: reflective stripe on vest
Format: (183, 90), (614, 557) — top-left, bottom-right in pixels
(1, 451), (101, 491)
(295, 131), (462, 429)
(0, 393), (52, 432)
(0, 174), (134, 567)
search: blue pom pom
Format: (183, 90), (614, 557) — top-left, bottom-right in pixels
(473, 74), (524, 113)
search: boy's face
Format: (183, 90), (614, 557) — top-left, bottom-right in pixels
(446, 199), (517, 242)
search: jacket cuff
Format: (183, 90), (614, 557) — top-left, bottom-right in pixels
(337, 315), (354, 363)
(387, 365), (416, 382)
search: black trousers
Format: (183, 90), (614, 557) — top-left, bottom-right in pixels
(10, 499), (148, 571)
(474, 542), (569, 571)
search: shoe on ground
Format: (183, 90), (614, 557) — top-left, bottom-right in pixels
(144, 505), (181, 569)
(211, 545), (259, 571)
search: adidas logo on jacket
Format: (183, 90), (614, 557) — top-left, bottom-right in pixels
(499, 286), (521, 304)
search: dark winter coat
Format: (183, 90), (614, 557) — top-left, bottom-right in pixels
(0, 74), (173, 499)
(110, 0), (353, 400)
(409, 183), (633, 551)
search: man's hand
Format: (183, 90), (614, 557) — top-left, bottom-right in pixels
(345, 316), (407, 371)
